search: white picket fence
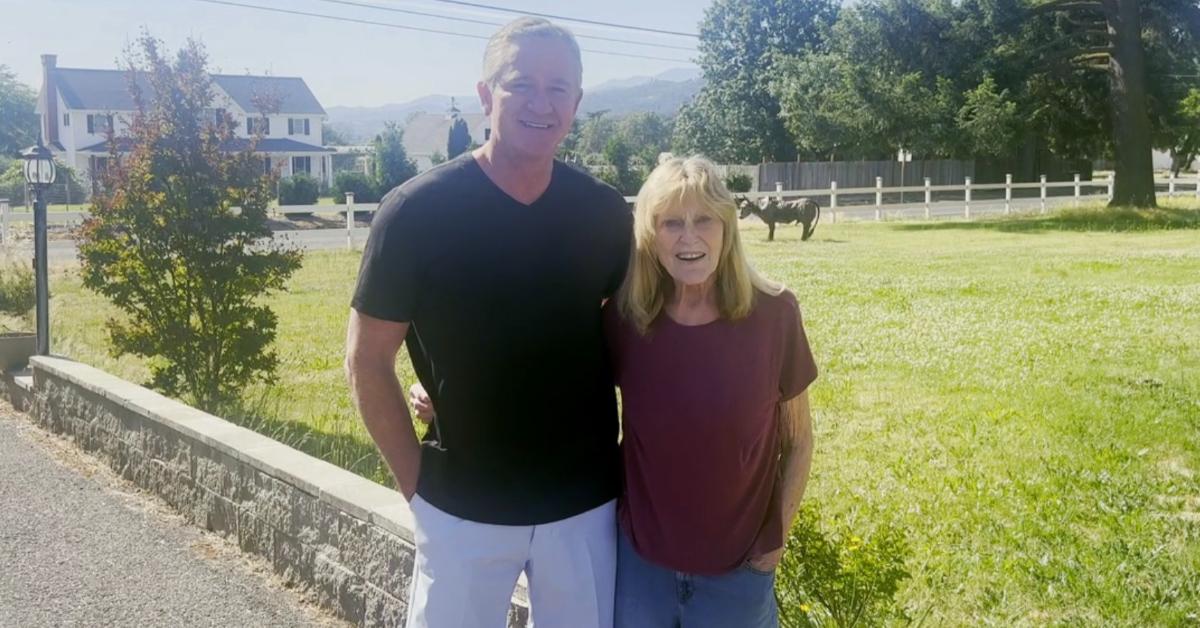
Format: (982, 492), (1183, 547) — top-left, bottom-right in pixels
(283, 173), (1175, 223)
(0, 172), (1196, 243)
(627, 173), (1199, 223)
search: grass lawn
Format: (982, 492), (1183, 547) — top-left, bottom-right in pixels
(44, 203), (1200, 624)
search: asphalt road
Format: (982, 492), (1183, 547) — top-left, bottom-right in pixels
(0, 405), (345, 628)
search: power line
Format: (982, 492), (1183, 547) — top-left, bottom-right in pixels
(419, 0), (699, 38)
(312, 0), (697, 52)
(188, 0), (695, 63)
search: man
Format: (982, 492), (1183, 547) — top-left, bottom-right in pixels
(345, 17), (631, 628)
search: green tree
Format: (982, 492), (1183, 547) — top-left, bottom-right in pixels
(556, 118), (583, 163)
(373, 122), (417, 194)
(601, 136), (642, 195)
(77, 34), (302, 411)
(0, 65), (38, 157)
(771, 54), (860, 161)
(579, 110), (618, 156)
(322, 122), (350, 146)
(1026, 0), (1182, 206)
(616, 112), (673, 168)
(1163, 89), (1200, 175)
(447, 115), (471, 159)
(772, 0), (986, 161)
(676, 0), (840, 163)
(957, 76), (1020, 158)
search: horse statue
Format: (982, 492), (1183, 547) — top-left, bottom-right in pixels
(737, 196), (821, 241)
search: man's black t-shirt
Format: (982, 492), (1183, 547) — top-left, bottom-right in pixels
(351, 153), (632, 525)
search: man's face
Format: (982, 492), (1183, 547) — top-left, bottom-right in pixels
(478, 37), (582, 161)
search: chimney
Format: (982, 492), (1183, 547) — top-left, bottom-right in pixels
(41, 54), (59, 146)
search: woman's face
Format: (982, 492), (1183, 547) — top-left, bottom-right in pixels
(654, 204), (724, 289)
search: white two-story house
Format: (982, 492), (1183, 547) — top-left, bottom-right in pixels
(35, 54), (334, 190)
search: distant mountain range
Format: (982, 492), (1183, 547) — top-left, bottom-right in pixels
(326, 67), (703, 143)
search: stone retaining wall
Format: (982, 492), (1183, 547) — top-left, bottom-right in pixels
(25, 356), (529, 627)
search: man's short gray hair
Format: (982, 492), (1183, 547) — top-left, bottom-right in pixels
(481, 17), (583, 88)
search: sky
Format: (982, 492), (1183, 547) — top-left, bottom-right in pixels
(0, 0), (708, 108)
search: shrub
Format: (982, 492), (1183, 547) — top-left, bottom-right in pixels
(725, 172), (753, 193)
(331, 171), (380, 204)
(77, 34), (302, 411)
(0, 262), (34, 319)
(373, 122), (417, 195)
(278, 173), (320, 205)
(776, 503), (911, 628)
(0, 160), (26, 204)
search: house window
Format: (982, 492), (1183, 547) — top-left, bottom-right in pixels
(263, 156), (273, 175)
(62, 113), (70, 127)
(292, 156), (311, 175)
(202, 108), (227, 125)
(288, 118), (311, 136)
(247, 117), (270, 135)
(87, 114), (113, 134)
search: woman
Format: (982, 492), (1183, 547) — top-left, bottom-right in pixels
(605, 155), (817, 628)
(409, 155), (817, 627)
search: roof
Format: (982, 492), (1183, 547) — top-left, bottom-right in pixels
(212, 74), (326, 116)
(77, 137), (334, 154)
(50, 68), (152, 111)
(402, 112), (490, 158)
(48, 67), (325, 115)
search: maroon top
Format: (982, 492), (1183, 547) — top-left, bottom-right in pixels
(603, 289), (818, 575)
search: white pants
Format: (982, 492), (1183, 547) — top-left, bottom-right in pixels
(405, 495), (617, 628)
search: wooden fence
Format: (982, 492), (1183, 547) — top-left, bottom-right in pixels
(758, 159), (977, 191)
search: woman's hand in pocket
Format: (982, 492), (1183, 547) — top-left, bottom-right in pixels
(409, 382), (435, 424)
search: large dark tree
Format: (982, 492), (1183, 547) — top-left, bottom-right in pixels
(1027, 0), (1192, 206)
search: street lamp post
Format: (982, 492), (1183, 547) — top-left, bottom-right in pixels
(21, 141), (56, 356)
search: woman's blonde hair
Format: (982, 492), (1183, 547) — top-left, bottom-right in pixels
(618, 155), (782, 334)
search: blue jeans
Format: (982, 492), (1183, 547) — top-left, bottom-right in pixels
(615, 531), (779, 628)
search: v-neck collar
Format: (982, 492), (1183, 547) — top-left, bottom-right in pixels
(467, 154), (558, 208)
